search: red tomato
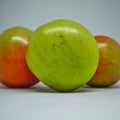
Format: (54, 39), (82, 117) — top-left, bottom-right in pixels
(87, 35), (120, 87)
(0, 26), (39, 88)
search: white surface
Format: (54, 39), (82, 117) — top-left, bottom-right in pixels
(0, 82), (120, 120)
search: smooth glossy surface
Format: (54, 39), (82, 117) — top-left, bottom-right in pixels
(0, 27), (39, 88)
(88, 36), (120, 87)
(26, 19), (99, 92)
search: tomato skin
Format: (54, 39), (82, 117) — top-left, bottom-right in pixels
(87, 35), (120, 87)
(0, 27), (39, 88)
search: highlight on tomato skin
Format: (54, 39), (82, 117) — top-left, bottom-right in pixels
(87, 35), (120, 87)
(26, 19), (99, 92)
(0, 26), (40, 88)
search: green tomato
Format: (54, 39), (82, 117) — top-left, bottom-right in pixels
(26, 19), (99, 92)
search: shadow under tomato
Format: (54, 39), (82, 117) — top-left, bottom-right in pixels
(0, 82), (120, 94)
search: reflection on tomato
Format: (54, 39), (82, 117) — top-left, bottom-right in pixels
(87, 35), (120, 87)
(0, 27), (39, 88)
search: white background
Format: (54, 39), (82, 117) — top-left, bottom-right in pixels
(0, 0), (120, 42)
(0, 0), (120, 120)
(0, 82), (120, 120)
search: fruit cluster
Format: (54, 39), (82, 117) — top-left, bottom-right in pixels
(0, 19), (120, 92)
